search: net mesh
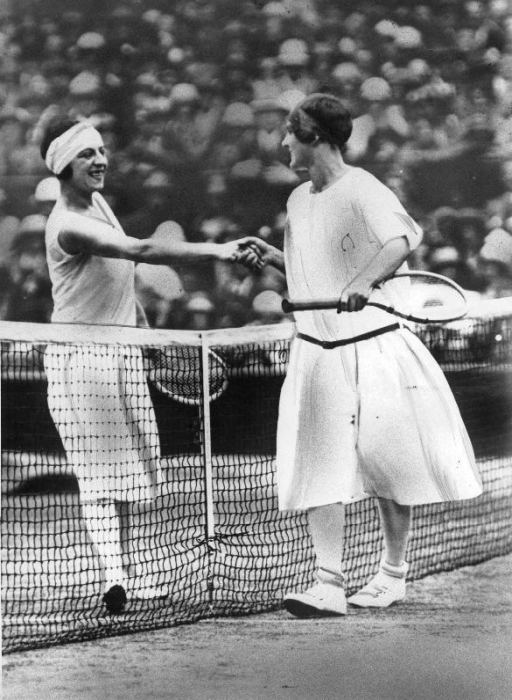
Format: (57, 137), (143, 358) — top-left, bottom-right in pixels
(2, 300), (512, 652)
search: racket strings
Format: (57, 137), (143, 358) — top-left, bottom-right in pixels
(390, 273), (468, 322)
(145, 346), (228, 404)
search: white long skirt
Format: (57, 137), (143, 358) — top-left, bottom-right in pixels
(276, 328), (482, 511)
(45, 344), (162, 503)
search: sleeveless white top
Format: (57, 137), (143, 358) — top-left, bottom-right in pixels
(284, 167), (423, 341)
(45, 192), (136, 325)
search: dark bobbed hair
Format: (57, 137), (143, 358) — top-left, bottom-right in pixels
(40, 116), (80, 181)
(288, 93), (353, 151)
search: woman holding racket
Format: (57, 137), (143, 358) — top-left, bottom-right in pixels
(246, 93), (482, 617)
(40, 116), (262, 615)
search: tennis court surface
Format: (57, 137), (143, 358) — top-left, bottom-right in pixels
(3, 553), (512, 700)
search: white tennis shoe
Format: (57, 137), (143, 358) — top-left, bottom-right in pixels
(348, 561), (408, 608)
(284, 570), (347, 617)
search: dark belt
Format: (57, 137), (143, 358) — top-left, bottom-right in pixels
(296, 323), (400, 349)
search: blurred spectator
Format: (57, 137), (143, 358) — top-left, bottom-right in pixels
(274, 39), (319, 95)
(250, 289), (286, 325)
(183, 292), (216, 330)
(427, 244), (483, 291)
(32, 176), (60, 216)
(3, 214), (52, 322)
(478, 227), (512, 298)
(0, 187), (20, 261)
(135, 263), (184, 328)
(120, 171), (178, 239)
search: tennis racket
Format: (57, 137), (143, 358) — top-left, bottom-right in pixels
(281, 271), (469, 324)
(145, 346), (228, 405)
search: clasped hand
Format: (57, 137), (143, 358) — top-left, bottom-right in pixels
(337, 279), (372, 313)
(220, 237), (271, 271)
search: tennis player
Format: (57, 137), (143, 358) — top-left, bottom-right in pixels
(245, 93), (483, 616)
(40, 116), (261, 614)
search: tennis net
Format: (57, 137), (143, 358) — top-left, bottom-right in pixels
(2, 299), (512, 652)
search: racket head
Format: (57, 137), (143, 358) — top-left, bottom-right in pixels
(145, 345), (228, 405)
(377, 271), (469, 323)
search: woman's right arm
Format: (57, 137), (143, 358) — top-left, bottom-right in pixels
(59, 215), (261, 267)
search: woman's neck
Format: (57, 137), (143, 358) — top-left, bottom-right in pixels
(61, 183), (95, 211)
(309, 148), (351, 193)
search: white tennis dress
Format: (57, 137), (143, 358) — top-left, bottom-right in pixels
(277, 168), (482, 511)
(44, 192), (162, 503)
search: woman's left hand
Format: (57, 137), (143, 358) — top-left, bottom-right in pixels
(337, 279), (372, 313)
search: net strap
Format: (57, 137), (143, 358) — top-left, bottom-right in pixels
(297, 323), (400, 349)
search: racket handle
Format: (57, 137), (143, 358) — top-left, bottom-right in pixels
(281, 298), (398, 315)
(282, 298), (339, 312)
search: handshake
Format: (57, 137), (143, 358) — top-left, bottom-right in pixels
(218, 236), (277, 271)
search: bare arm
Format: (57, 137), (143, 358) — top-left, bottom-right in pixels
(339, 237), (410, 312)
(58, 215), (259, 266)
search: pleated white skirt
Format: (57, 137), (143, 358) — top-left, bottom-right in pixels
(45, 344), (162, 503)
(276, 328), (482, 511)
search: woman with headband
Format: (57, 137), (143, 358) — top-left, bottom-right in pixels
(245, 93), (481, 617)
(40, 116), (261, 615)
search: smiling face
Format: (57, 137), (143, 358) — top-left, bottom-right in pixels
(282, 123), (313, 171)
(69, 134), (108, 195)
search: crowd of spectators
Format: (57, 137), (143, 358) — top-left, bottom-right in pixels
(1, 0), (512, 330)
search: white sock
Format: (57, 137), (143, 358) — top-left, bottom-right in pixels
(381, 559), (409, 579)
(82, 502), (126, 588)
(307, 503), (345, 581)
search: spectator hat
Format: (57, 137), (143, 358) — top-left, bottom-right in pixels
(374, 20), (399, 38)
(167, 47), (186, 64)
(169, 83), (200, 104)
(360, 77), (392, 101)
(89, 112), (117, 130)
(152, 220), (185, 243)
(252, 290), (284, 316)
(142, 9), (161, 24)
(278, 39), (310, 66)
(337, 37), (357, 57)
(332, 61), (363, 83)
(250, 98), (288, 113)
(480, 229), (512, 268)
(14, 216), (47, 248)
(69, 71), (101, 96)
(407, 58), (430, 79)
(277, 89), (306, 112)
(222, 102), (254, 127)
(143, 171), (173, 190)
(429, 246), (461, 269)
(262, 2), (288, 17)
(135, 263), (183, 302)
(199, 217), (231, 241)
(76, 32), (105, 50)
(135, 72), (159, 90)
(186, 293), (215, 313)
(0, 109), (32, 128)
(394, 26), (422, 49)
(19, 215), (47, 233)
(34, 177), (60, 202)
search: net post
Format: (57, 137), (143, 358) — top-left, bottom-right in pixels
(199, 334), (216, 606)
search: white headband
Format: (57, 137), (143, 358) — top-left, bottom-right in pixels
(45, 121), (103, 175)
